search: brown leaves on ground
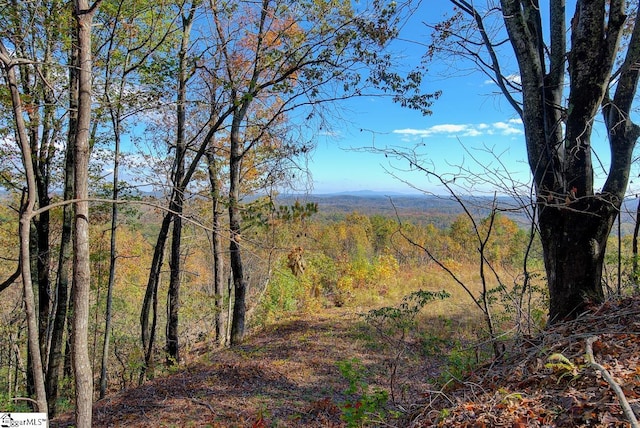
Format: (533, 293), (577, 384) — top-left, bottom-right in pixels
(409, 295), (640, 428)
(50, 296), (640, 427)
(51, 306), (437, 427)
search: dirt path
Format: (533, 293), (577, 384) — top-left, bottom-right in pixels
(52, 307), (440, 427)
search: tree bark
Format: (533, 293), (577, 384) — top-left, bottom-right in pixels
(633, 198), (640, 284)
(166, 2), (195, 365)
(0, 39), (48, 414)
(206, 149), (225, 346)
(228, 109), (249, 345)
(100, 100), (121, 399)
(72, 1), (101, 425)
(496, 0), (638, 322)
(224, 0), (270, 346)
(539, 199), (616, 322)
(139, 211), (171, 382)
(46, 41), (78, 415)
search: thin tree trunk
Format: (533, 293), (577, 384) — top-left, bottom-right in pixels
(100, 112), (120, 398)
(34, 62), (58, 369)
(139, 212), (171, 383)
(167, 206), (183, 364)
(63, 303), (73, 379)
(0, 39), (48, 414)
(72, 1), (101, 425)
(46, 50), (77, 413)
(166, 2), (195, 365)
(228, 112), (248, 345)
(206, 149), (225, 346)
(35, 182), (51, 370)
(633, 198), (640, 285)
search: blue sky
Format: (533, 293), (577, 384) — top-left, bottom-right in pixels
(308, 81), (530, 194)
(307, 3), (531, 195)
(306, 0), (623, 197)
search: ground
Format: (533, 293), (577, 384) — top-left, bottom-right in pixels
(410, 296), (640, 427)
(51, 297), (640, 427)
(51, 306), (442, 427)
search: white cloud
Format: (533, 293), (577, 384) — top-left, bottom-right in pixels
(506, 74), (522, 85)
(483, 74), (522, 86)
(393, 120), (523, 140)
(493, 121), (523, 135)
(429, 124), (469, 133)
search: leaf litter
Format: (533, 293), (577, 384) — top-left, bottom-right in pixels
(50, 296), (640, 427)
(409, 295), (640, 427)
(51, 306), (441, 427)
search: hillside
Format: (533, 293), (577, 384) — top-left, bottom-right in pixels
(51, 306), (447, 427)
(276, 192), (640, 234)
(51, 296), (640, 427)
(409, 295), (640, 427)
(276, 193), (533, 229)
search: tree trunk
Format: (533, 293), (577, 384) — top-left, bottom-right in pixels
(46, 48), (77, 413)
(139, 211), (171, 382)
(229, 211), (247, 346)
(72, 1), (100, 425)
(206, 149), (225, 346)
(633, 198), (640, 284)
(46, 151), (73, 415)
(228, 110), (248, 345)
(166, 207), (183, 364)
(165, 3), (194, 365)
(35, 184), (51, 368)
(0, 38), (49, 414)
(31, 7), (62, 371)
(100, 111), (120, 398)
(538, 198), (617, 323)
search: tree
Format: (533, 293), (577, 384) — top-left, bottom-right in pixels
(206, 147), (226, 346)
(207, 0), (424, 344)
(165, 0), (196, 366)
(93, 0), (177, 394)
(72, 1), (102, 426)
(430, 1), (640, 322)
(0, 1), (73, 407)
(138, 0), (200, 377)
(0, 39), (49, 415)
(46, 30), (77, 417)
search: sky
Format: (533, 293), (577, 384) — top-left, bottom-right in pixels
(305, 2), (529, 195)
(307, 76), (530, 195)
(305, 0), (613, 196)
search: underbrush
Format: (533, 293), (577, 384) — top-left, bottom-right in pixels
(252, 253), (551, 415)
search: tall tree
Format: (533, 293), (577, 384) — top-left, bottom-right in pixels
(208, 0), (423, 344)
(94, 0), (176, 395)
(206, 147), (226, 346)
(138, 0), (199, 377)
(0, 40), (49, 415)
(46, 32), (77, 417)
(430, 1), (640, 322)
(72, 0), (102, 425)
(166, 0), (197, 365)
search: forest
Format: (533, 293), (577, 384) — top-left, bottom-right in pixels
(2, 0), (640, 427)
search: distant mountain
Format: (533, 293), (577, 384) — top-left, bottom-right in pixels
(275, 192), (536, 229)
(315, 190), (416, 197)
(274, 193), (639, 234)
